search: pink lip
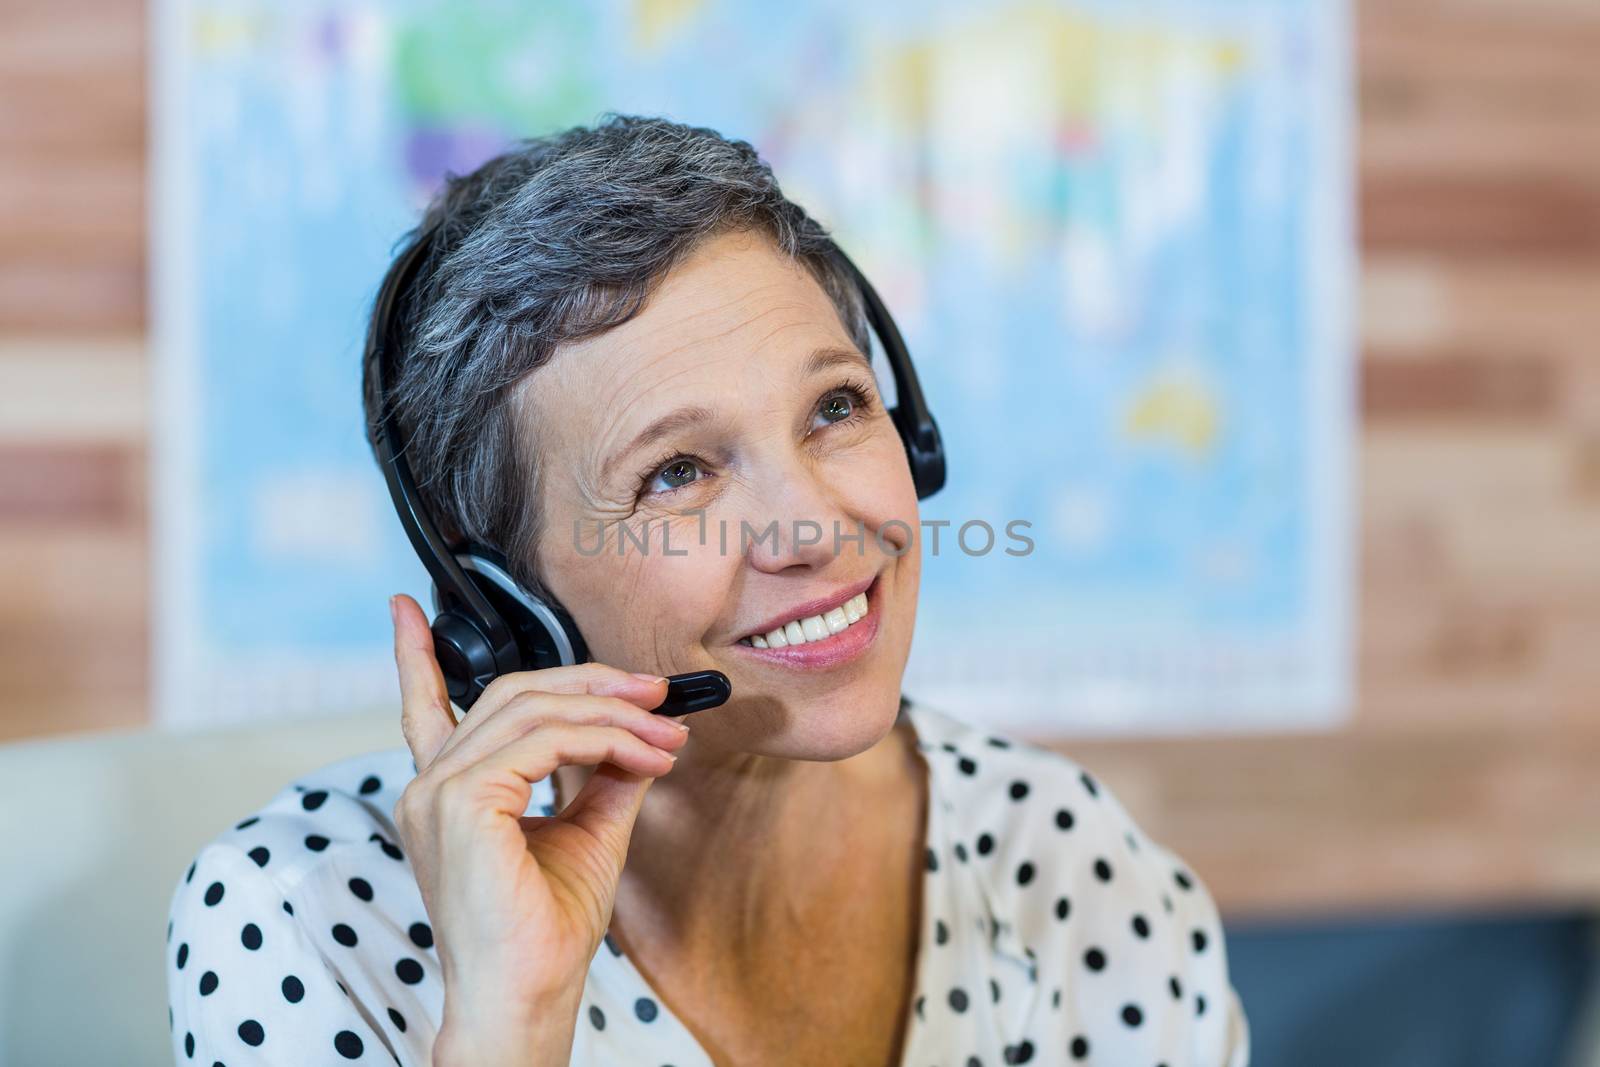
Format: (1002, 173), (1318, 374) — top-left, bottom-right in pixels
(729, 576), (882, 672)
(735, 574), (876, 644)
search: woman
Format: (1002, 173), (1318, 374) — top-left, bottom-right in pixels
(166, 113), (1250, 1066)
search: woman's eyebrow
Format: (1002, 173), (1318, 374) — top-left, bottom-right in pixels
(601, 403), (718, 484)
(802, 344), (872, 378)
(600, 344), (870, 484)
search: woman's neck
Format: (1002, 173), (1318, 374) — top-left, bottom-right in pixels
(551, 711), (923, 962)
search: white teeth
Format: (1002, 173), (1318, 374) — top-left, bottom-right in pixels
(741, 588), (873, 648)
(844, 593), (865, 623)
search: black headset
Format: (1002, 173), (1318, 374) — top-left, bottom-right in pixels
(369, 221), (946, 712)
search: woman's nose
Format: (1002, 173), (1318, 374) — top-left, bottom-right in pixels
(738, 463), (856, 574)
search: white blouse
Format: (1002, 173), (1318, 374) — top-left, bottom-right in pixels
(166, 697), (1250, 1065)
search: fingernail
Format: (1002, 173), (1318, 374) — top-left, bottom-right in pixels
(667, 718), (690, 732)
(630, 672), (666, 684)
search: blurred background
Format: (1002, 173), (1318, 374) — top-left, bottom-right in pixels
(2, 0), (1599, 1064)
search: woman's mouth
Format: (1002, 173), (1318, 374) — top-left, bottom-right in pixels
(736, 590), (871, 649)
(730, 578), (881, 670)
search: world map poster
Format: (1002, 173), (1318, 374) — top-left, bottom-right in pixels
(153, 0), (1354, 736)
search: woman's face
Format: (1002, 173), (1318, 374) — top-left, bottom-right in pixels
(522, 227), (921, 759)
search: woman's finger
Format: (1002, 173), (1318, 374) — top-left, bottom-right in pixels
(427, 690), (687, 780)
(441, 663), (668, 755)
(441, 722), (678, 820)
(560, 760), (657, 852)
(391, 593), (457, 770)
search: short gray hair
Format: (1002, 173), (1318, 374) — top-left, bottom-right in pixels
(362, 113), (870, 603)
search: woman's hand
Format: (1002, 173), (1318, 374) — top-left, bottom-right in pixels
(386, 594), (689, 1066)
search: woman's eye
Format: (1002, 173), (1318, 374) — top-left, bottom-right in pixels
(649, 458), (701, 494)
(815, 391), (856, 427)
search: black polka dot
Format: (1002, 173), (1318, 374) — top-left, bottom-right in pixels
(1079, 770), (1098, 797)
(305, 834), (329, 852)
(1174, 869), (1194, 890)
(175, 942), (188, 969)
(1054, 896), (1071, 921)
(976, 833), (994, 856)
(1169, 975), (1183, 999)
(348, 877), (373, 902)
(334, 1030), (363, 1058)
(185, 861), (196, 884)
(198, 971), (218, 995)
(588, 1004), (605, 1030)
(203, 882), (224, 906)
(184, 1031), (194, 1057)
(282, 900), (294, 916)
(635, 996), (658, 1022)
(1004, 1040), (1034, 1063)
(247, 846), (270, 868)
(302, 790), (328, 811)
(914, 994), (925, 1019)
(409, 922), (433, 949)
(1093, 858), (1113, 882)
(1008, 780), (1029, 800)
(1069, 1035), (1089, 1059)
(1051, 987), (1061, 1009)
(166, 919), (173, 943)
(337, 981), (349, 996)
(379, 839), (403, 861)
(1083, 947), (1106, 971)
(602, 931), (621, 956)
(1054, 808), (1074, 830)
(1016, 861), (1035, 886)
(1132, 914), (1150, 938)
(282, 975), (304, 1003)
(241, 923), (262, 951)
(237, 1019), (263, 1046)
(1196, 994), (1208, 1016)
(926, 848), (939, 872)
(948, 987), (969, 1012)
(967, 1058), (982, 1067)
(958, 756), (978, 775)
(1192, 928), (1209, 953)
(1125, 830), (1140, 851)
(166, 1004), (172, 1030)
(1122, 1003), (1143, 1027)
(987, 735), (1011, 748)
(395, 957), (424, 984)
(935, 919), (949, 945)
(359, 775), (382, 794)
(990, 978), (1001, 1003)
(331, 923), (358, 947)
(1162, 893), (1174, 914)
(387, 1006), (407, 1032)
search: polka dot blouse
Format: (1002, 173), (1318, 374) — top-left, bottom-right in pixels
(165, 697), (1250, 1065)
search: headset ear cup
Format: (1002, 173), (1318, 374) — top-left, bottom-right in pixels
(447, 547), (591, 674)
(429, 610), (499, 711)
(911, 416), (947, 499)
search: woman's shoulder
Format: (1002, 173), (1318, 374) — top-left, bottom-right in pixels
(905, 697), (1250, 1065)
(163, 745), (446, 1065)
(172, 744), (419, 901)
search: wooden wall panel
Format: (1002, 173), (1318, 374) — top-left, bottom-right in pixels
(1, 0), (1597, 918)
